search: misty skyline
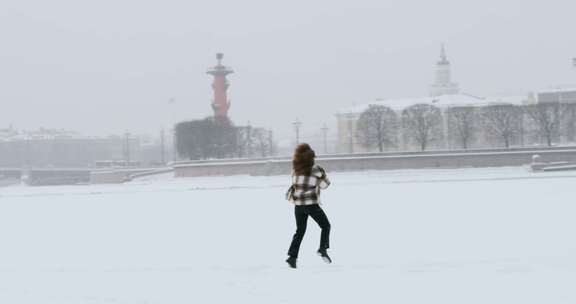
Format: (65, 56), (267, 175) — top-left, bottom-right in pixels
(1, 0), (575, 140)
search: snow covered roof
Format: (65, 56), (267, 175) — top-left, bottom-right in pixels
(0, 128), (108, 142)
(536, 84), (576, 94)
(336, 93), (528, 115)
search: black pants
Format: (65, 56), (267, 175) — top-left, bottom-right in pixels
(287, 204), (331, 258)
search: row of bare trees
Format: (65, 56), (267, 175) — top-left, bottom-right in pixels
(356, 102), (576, 152)
(175, 117), (276, 160)
(355, 104), (443, 152)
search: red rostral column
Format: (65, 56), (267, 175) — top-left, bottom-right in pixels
(207, 53), (234, 118)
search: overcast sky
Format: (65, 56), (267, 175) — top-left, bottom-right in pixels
(1, 0), (575, 141)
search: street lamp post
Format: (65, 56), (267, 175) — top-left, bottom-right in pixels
(267, 129), (274, 156)
(321, 124), (329, 154)
(167, 98), (177, 163)
(293, 119), (302, 145)
(123, 132), (131, 166)
(160, 128), (165, 165)
(24, 133), (30, 168)
(246, 121), (253, 157)
(173, 128), (177, 162)
(346, 113), (355, 154)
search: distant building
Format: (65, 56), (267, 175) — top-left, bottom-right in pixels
(335, 46), (541, 152)
(536, 86), (576, 104)
(0, 126), (18, 141)
(336, 94), (528, 152)
(534, 86), (576, 143)
(0, 128), (147, 168)
(0, 127), (80, 142)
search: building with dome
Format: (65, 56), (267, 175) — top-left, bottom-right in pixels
(335, 46), (533, 153)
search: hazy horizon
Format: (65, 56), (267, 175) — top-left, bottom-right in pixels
(1, 0), (575, 141)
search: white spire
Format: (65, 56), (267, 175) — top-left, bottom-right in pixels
(438, 43), (449, 65)
(429, 44), (459, 97)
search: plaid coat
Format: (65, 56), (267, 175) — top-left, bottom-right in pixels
(286, 165), (331, 205)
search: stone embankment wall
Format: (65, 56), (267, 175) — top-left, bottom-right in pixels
(174, 147), (576, 177)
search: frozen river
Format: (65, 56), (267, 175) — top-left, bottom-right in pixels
(1, 166), (575, 303)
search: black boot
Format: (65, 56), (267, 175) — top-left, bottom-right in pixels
(317, 249), (332, 264)
(286, 256), (297, 269)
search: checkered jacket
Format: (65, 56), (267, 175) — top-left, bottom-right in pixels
(285, 165), (331, 205)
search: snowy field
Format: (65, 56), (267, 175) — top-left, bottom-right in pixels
(1, 166), (576, 304)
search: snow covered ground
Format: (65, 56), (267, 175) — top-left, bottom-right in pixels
(1, 166), (576, 304)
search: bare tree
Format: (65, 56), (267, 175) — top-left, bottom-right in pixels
(175, 117), (237, 160)
(208, 117), (237, 159)
(175, 119), (209, 160)
(235, 125), (253, 158)
(480, 104), (522, 148)
(252, 127), (273, 157)
(355, 104), (398, 152)
(401, 104), (443, 151)
(266, 129), (277, 156)
(560, 102), (576, 143)
(445, 106), (476, 149)
(524, 102), (563, 147)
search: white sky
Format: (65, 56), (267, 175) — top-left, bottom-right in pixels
(1, 0), (575, 140)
